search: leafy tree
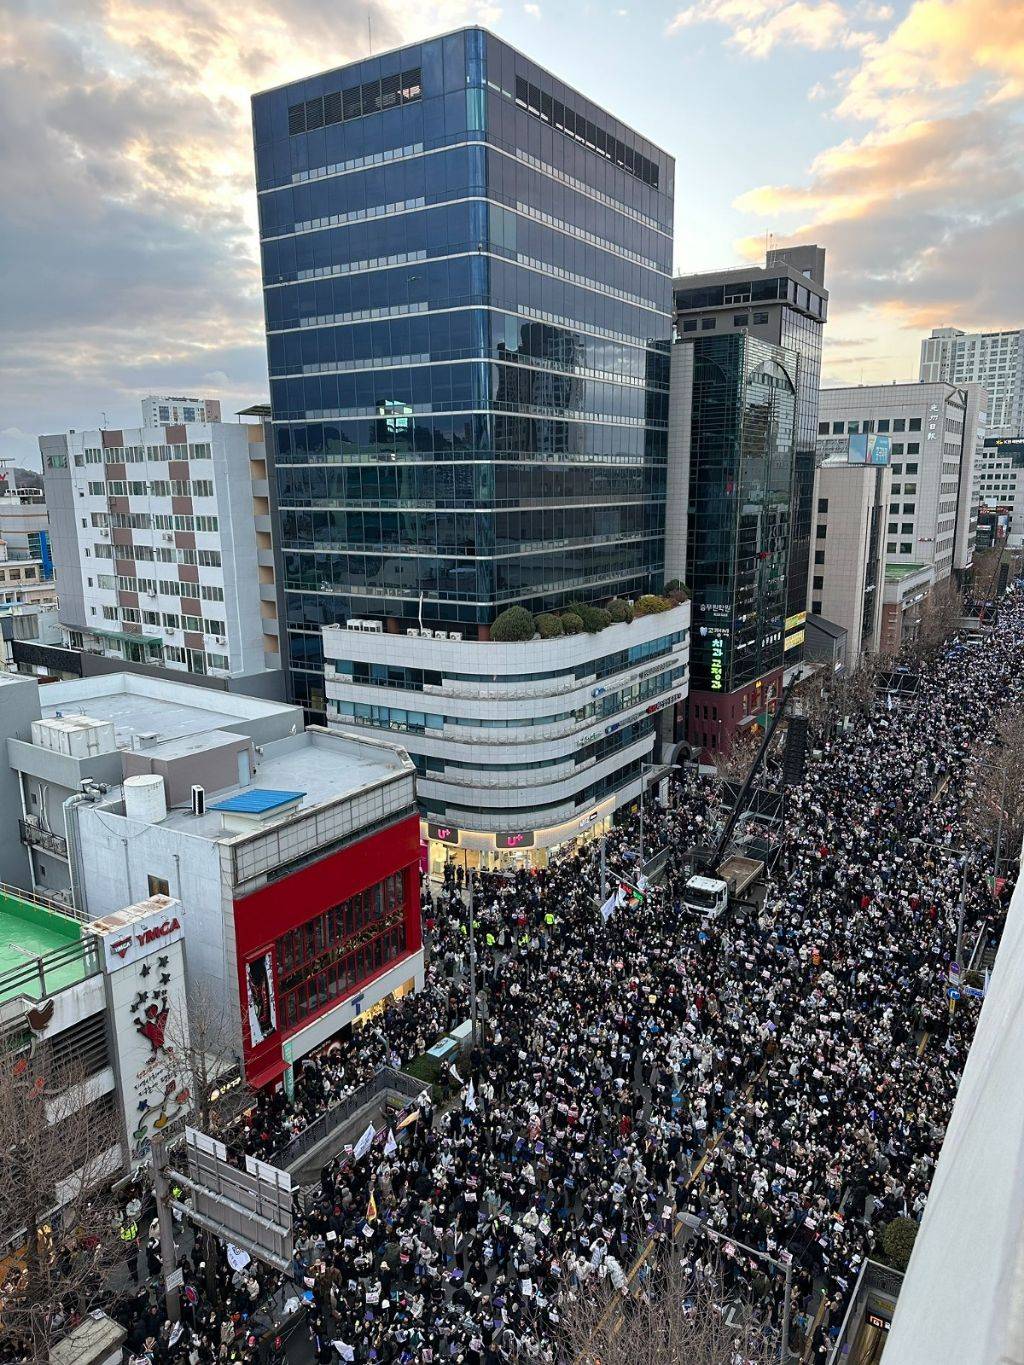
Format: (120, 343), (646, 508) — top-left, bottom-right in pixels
(882, 1216), (919, 1271)
(560, 612), (584, 635)
(535, 613), (564, 638)
(490, 606), (536, 641)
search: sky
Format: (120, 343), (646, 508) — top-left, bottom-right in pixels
(2, 0), (1023, 468)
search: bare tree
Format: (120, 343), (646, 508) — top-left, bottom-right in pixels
(909, 580), (964, 663)
(162, 981), (256, 1302)
(561, 1250), (781, 1365)
(712, 726), (764, 784)
(966, 706), (1024, 872)
(0, 1032), (124, 1363)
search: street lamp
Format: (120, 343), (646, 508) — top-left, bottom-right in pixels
(913, 837), (970, 971)
(704, 1225), (794, 1361)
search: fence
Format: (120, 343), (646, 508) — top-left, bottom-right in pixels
(270, 1064), (425, 1170)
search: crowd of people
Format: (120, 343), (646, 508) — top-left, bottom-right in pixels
(56, 594), (1024, 1362)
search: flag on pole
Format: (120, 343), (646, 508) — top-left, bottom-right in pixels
(615, 876), (645, 909)
(465, 1078), (477, 1112)
(384, 1128), (398, 1156)
(353, 1122), (376, 1161)
(366, 1190), (378, 1222)
(599, 890), (617, 923)
(396, 1108), (420, 1131)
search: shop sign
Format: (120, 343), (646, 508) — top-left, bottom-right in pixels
(578, 808), (601, 830)
(427, 823), (460, 846)
(496, 830), (535, 849)
(710, 635), (725, 691)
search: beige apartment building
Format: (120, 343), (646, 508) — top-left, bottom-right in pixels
(809, 459), (890, 664)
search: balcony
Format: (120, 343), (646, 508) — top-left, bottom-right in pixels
(20, 819), (68, 859)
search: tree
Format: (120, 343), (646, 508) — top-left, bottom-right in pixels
(711, 726), (764, 784)
(0, 1033), (124, 1362)
(561, 1249), (780, 1365)
(966, 706), (1024, 871)
(163, 981), (256, 1303)
(881, 1216), (919, 1271)
(490, 606), (535, 641)
(909, 580), (964, 663)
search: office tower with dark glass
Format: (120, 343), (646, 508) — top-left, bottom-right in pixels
(251, 30), (689, 870)
(673, 247), (827, 653)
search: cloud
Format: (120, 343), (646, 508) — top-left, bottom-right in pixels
(0, 0), (498, 442)
(727, 0), (1024, 382)
(524, 1), (541, 14)
(666, 0), (878, 56)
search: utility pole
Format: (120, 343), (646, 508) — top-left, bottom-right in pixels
(467, 870), (478, 1049)
(639, 776), (645, 869)
(599, 835), (607, 903)
(150, 1134), (181, 1324)
(707, 1227), (792, 1360)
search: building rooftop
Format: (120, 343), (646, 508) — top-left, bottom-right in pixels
(0, 888), (91, 1004)
(39, 673), (300, 752)
(134, 730), (412, 842)
(885, 562), (928, 581)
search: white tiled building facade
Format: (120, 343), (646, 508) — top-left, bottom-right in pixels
(140, 395), (222, 427)
(40, 421), (281, 683)
(920, 328), (1023, 435)
(322, 604), (690, 872)
(817, 382), (985, 584)
(974, 437), (1024, 546)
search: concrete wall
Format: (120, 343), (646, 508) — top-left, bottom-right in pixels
(0, 673), (40, 885)
(77, 646), (287, 701)
(39, 435), (87, 630)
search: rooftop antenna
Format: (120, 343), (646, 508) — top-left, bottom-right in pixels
(101, 410), (108, 428)
(368, 14), (373, 53)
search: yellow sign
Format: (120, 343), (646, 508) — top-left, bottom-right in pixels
(784, 630), (805, 651)
(785, 611), (807, 631)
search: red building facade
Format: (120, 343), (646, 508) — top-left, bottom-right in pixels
(233, 814), (421, 1087)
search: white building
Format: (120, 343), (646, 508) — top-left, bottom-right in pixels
(920, 326), (1023, 435)
(0, 669), (422, 1090)
(809, 458), (891, 665)
(140, 395), (222, 427)
(322, 603), (690, 875)
(817, 382), (986, 584)
(40, 419), (282, 691)
(3, 671), (303, 900)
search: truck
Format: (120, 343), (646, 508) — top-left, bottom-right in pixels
(681, 853), (764, 920)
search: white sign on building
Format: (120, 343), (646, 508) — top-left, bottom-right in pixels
(87, 896), (193, 1165)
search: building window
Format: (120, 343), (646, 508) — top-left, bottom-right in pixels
(887, 542), (897, 554)
(701, 317), (716, 330)
(817, 498), (829, 513)
(893, 419), (906, 432)
(832, 421), (845, 434)
(818, 421), (829, 435)
(813, 576), (824, 590)
(811, 602), (822, 614)
(814, 550), (825, 564)
(682, 319), (697, 332)
(877, 419), (890, 432)
(753, 311), (769, 324)
(816, 525), (827, 539)
(909, 418), (922, 431)
(900, 542), (913, 554)
(733, 314), (749, 327)
(907, 443), (920, 455)
(148, 875), (170, 897)
(273, 872), (409, 1033)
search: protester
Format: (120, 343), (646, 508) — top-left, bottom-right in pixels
(83, 590), (1022, 1364)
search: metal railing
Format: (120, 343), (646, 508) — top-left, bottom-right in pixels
(0, 933), (102, 1003)
(270, 1064), (424, 1170)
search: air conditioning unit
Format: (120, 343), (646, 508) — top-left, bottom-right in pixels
(164, 627), (175, 635)
(99, 529), (110, 538)
(162, 533), (174, 542)
(364, 620), (382, 633)
(146, 590), (157, 597)
(434, 631), (448, 640)
(449, 631), (463, 642)
(420, 628), (433, 638)
(216, 636), (226, 645)
(406, 628), (418, 637)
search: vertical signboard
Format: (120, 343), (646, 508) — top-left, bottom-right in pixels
(87, 896), (193, 1166)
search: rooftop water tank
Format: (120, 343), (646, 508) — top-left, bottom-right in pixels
(123, 773), (167, 825)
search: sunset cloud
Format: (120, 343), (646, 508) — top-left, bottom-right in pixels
(667, 0), (876, 56)
(725, 0), (1024, 383)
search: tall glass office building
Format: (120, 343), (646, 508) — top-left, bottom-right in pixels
(252, 28), (675, 716)
(667, 332), (796, 753)
(252, 30), (689, 870)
